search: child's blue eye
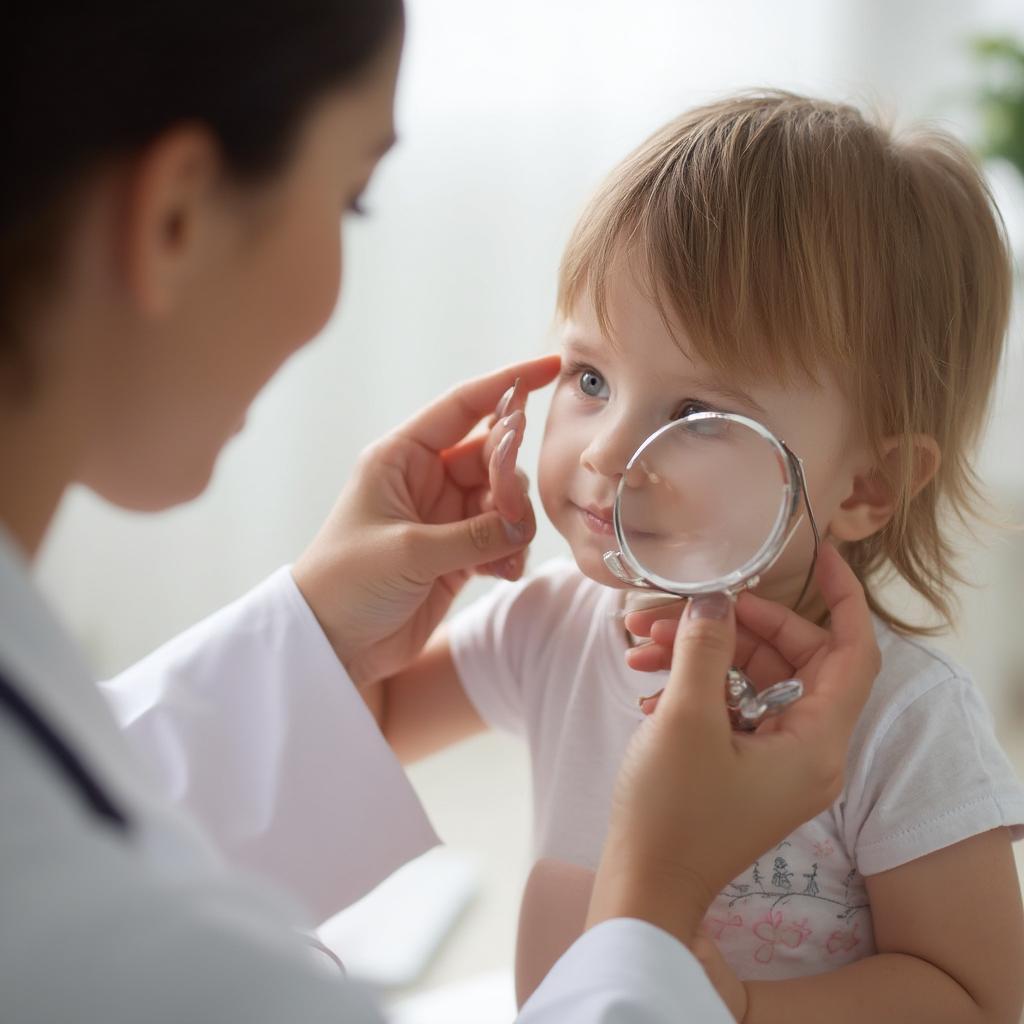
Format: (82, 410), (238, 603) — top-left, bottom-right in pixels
(674, 401), (709, 420)
(674, 401), (727, 436)
(578, 369), (609, 399)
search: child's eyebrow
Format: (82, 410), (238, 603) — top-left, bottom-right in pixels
(687, 378), (769, 420)
(561, 335), (603, 360)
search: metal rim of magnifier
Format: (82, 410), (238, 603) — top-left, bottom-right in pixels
(610, 411), (804, 597)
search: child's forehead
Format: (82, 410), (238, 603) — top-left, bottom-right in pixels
(562, 262), (742, 377)
(562, 245), (840, 397)
(560, 320), (696, 375)
(560, 264), (832, 396)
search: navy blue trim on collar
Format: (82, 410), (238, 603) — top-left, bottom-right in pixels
(0, 665), (131, 834)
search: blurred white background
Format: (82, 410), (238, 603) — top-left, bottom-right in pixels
(35, 0), (1024, 1011)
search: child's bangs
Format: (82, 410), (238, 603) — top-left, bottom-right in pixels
(557, 100), (864, 390)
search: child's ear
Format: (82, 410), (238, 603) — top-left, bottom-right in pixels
(829, 435), (941, 543)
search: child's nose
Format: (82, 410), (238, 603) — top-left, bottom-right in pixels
(579, 419), (646, 481)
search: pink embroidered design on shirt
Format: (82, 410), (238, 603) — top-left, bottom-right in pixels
(704, 912), (744, 940)
(826, 921), (862, 956)
(752, 910), (813, 964)
(812, 840), (835, 859)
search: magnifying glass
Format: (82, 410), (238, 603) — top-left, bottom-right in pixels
(603, 412), (821, 730)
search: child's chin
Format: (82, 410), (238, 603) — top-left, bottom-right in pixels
(572, 545), (634, 590)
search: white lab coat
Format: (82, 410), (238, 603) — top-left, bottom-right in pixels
(0, 530), (731, 1022)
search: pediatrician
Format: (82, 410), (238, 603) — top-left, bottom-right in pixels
(0, 3), (881, 1021)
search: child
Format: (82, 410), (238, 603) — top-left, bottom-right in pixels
(364, 92), (1024, 1022)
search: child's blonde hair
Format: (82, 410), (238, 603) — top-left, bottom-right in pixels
(557, 91), (1013, 634)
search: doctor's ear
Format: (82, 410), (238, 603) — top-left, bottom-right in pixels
(121, 125), (225, 317)
(828, 435), (941, 544)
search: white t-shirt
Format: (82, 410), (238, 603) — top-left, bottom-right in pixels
(449, 559), (1024, 981)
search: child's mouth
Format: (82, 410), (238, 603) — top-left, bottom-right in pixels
(578, 503), (615, 537)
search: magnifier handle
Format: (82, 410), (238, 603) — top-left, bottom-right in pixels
(725, 668), (803, 732)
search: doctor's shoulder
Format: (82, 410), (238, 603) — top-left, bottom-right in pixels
(0, 710), (373, 1023)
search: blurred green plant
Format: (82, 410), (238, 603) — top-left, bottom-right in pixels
(973, 35), (1024, 178)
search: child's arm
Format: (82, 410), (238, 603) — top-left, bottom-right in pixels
(361, 626), (488, 764)
(702, 828), (1024, 1024)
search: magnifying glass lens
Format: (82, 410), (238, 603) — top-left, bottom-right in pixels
(616, 415), (793, 592)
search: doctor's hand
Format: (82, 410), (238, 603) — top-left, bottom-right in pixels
(292, 355), (559, 688)
(587, 544), (879, 948)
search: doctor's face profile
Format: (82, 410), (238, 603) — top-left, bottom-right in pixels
(2, 13), (403, 519)
(537, 263), (870, 610)
(79, 31), (402, 512)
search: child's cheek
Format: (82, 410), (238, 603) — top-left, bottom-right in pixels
(536, 438), (565, 534)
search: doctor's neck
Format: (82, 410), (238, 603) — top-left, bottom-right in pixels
(0, 365), (84, 560)
(0, 288), (103, 559)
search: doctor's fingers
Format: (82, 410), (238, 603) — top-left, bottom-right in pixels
(442, 394), (527, 488)
(466, 469), (531, 518)
(408, 490), (538, 581)
(806, 543), (881, 717)
(622, 598), (688, 639)
(732, 592), (829, 671)
(631, 565), (864, 705)
(463, 488), (527, 582)
(479, 549), (527, 582)
(625, 546), (855, 675)
(767, 551), (880, 743)
(626, 619), (795, 689)
(471, 473), (531, 580)
(444, 418), (530, 525)
(736, 545), (878, 716)
(396, 355), (560, 454)
(730, 561), (878, 781)
(443, 408), (524, 485)
(488, 427), (529, 524)
(627, 598), (824, 682)
(654, 595), (737, 740)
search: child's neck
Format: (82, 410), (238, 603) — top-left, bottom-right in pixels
(751, 572), (830, 628)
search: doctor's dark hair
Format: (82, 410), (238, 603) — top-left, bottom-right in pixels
(1, 0), (402, 366)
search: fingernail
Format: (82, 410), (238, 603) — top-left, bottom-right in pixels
(503, 518), (529, 543)
(498, 409), (525, 433)
(495, 386), (514, 420)
(687, 593), (732, 620)
(497, 557), (519, 581)
(496, 428), (517, 468)
(638, 690), (663, 715)
(495, 378), (521, 419)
